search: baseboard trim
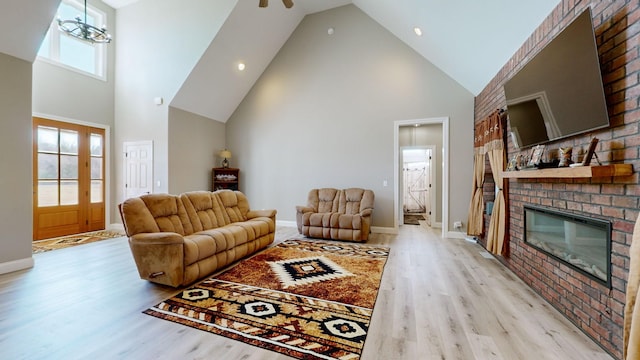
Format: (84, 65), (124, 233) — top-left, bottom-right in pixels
(0, 257), (34, 275)
(109, 223), (125, 232)
(371, 226), (397, 234)
(277, 220), (297, 227)
(446, 231), (467, 239)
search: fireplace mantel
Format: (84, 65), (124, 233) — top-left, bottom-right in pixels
(502, 164), (633, 179)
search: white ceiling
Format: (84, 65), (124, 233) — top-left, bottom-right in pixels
(102, 0), (351, 13)
(0, 0), (561, 122)
(171, 0), (354, 122)
(355, 0), (561, 95)
(170, 0), (560, 122)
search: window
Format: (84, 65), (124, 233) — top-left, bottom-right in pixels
(36, 126), (80, 207)
(90, 132), (104, 203)
(37, 0), (108, 79)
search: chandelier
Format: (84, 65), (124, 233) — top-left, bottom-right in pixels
(259, 0), (294, 9)
(57, 0), (112, 44)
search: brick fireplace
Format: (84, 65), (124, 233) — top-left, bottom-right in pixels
(474, 1), (640, 358)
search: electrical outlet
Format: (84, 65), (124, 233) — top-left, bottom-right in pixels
(454, 221), (462, 229)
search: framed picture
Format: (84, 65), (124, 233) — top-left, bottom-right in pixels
(507, 155), (518, 171)
(581, 138), (599, 166)
(527, 144), (545, 168)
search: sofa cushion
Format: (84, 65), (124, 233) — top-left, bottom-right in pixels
(217, 190), (250, 222)
(235, 217), (276, 240)
(120, 194), (192, 236)
(332, 213), (362, 230)
(340, 188), (374, 215)
(313, 188), (340, 213)
(183, 216), (276, 265)
(119, 197), (158, 236)
(305, 212), (331, 227)
(183, 229), (237, 265)
(181, 191), (231, 232)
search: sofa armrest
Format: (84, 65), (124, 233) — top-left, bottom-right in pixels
(129, 232), (184, 245)
(247, 209), (277, 219)
(128, 232), (185, 287)
(296, 206), (314, 214)
(296, 206), (315, 233)
(360, 208), (373, 217)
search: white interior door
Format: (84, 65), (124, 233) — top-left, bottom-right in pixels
(403, 161), (427, 213)
(123, 141), (153, 200)
(402, 147), (436, 227)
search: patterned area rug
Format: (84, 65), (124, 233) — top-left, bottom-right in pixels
(32, 230), (126, 254)
(145, 239), (390, 360)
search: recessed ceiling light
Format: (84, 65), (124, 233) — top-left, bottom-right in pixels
(238, 62), (246, 71)
(328, 27), (334, 35)
(413, 27), (423, 36)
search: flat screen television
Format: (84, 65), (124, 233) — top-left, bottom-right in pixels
(504, 7), (610, 149)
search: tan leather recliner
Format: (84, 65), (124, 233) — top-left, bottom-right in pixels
(295, 188), (374, 242)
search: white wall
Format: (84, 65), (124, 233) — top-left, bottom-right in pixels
(226, 5), (474, 230)
(0, 53), (34, 271)
(168, 107), (226, 194)
(114, 0), (235, 203)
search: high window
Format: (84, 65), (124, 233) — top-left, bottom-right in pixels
(37, 0), (108, 80)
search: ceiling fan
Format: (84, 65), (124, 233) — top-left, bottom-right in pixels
(259, 0), (294, 9)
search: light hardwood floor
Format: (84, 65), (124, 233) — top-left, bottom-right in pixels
(0, 224), (615, 360)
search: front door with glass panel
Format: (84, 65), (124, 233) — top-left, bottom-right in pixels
(33, 118), (105, 240)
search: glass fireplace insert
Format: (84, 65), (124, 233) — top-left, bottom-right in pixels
(524, 205), (611, 287)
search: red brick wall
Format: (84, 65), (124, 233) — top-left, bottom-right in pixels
(474, 1), (640, 358)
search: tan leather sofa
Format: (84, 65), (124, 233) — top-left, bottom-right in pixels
(119, 190), (276, 287)
(296, 188), (374, 242)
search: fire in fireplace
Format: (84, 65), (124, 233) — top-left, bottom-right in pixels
(524, 205), (611, 287)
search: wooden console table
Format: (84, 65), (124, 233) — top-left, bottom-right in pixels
(502, 164), (633, 179)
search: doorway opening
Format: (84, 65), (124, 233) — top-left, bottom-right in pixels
(33, 117), (107, 240)
(393, 117), (449, 236)
(402, 146), (435, 226)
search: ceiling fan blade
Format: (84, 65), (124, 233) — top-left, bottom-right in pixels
(259, 0), (268, 7)
(282, 0), (293, 8)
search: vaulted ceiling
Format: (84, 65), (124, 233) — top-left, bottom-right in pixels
(0, 0), (60, 62)
(1, 0), (560, 122)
